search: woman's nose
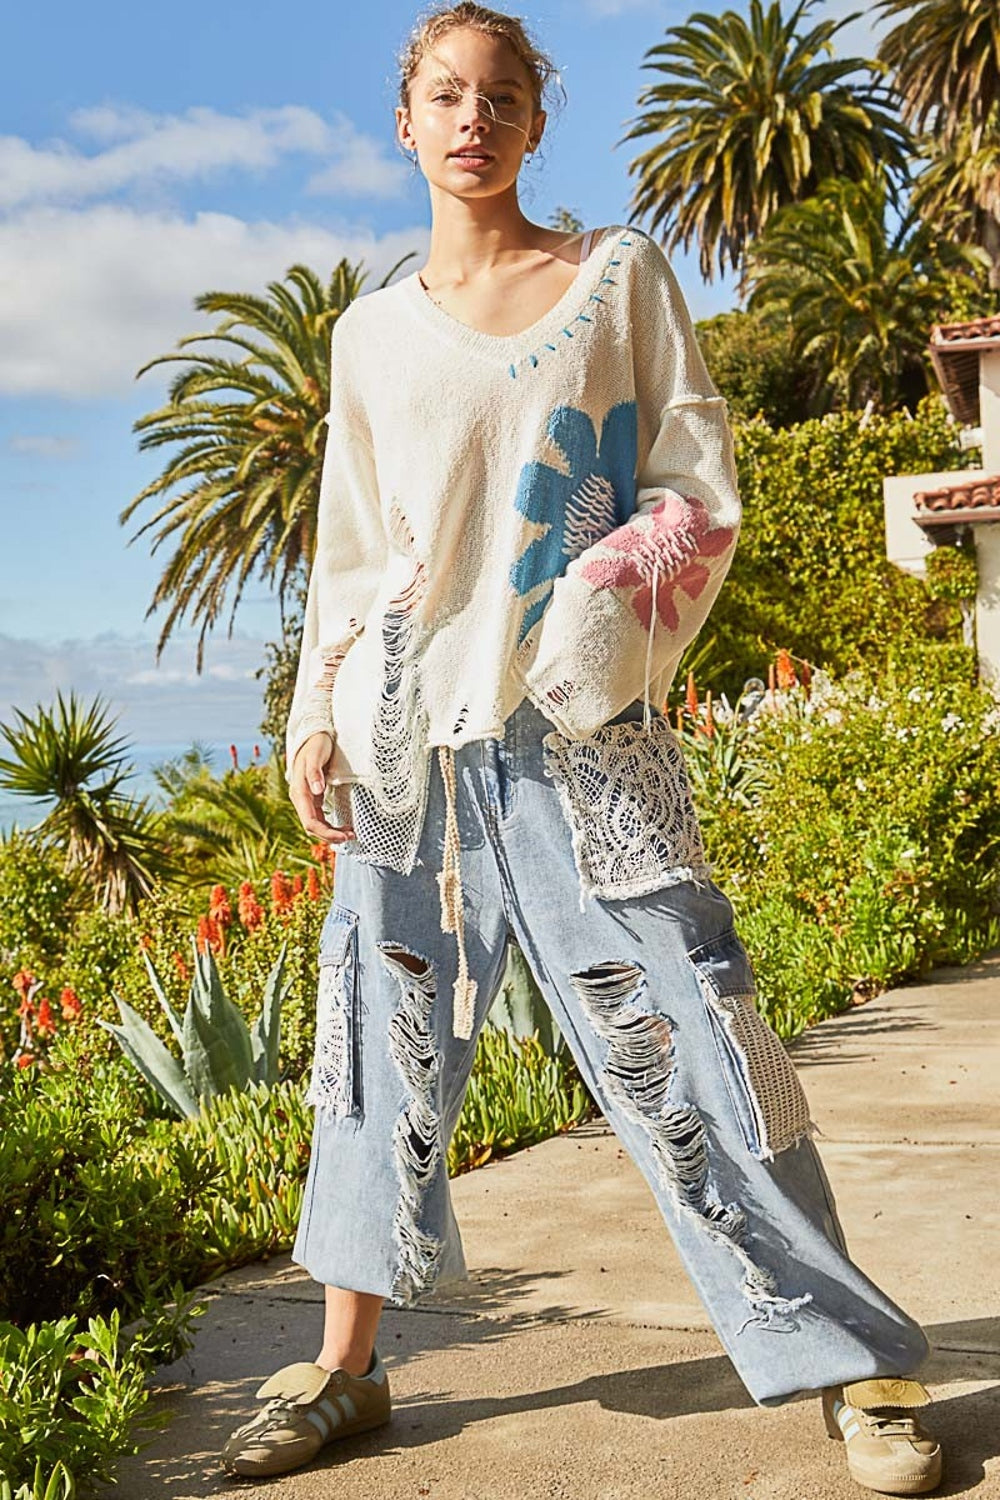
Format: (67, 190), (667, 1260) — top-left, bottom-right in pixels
(458, 88), (493, 131)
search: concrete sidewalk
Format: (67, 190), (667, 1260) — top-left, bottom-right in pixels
(116, 955), (1000, 1499)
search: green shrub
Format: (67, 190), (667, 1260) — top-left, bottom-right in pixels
(697, 308), (816, 426)
(0, 1058), (213, 1326)
(687, 655), (1000, 1035)
(0, 1293), (200, 1493)
(700, 398), (979, 699)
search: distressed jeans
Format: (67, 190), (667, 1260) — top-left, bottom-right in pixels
(292, 698), (930, 1406)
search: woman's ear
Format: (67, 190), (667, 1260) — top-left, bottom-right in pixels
(395, 106), (414, 154)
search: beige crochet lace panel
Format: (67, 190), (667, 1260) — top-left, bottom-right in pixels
(542, 715), (711, 904)
(702, 983), (813, 1161)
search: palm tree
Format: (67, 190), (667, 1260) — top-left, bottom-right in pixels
(743, 172), (970, 410)
(156, 750), (314, 892)
(621, 0), (911, 279)
(910, 107), (1000, 290)
(0, 693), (170, 914)
(876, 0), (1000, 147)
(122, 254), (412, 669)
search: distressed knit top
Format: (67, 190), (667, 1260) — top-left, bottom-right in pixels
(285, 224), (742, 1034)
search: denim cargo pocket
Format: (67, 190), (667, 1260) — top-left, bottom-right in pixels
(542, 712), (711, 903)
(305, 902), (363, 1122)
(687, 926), (812, 1162)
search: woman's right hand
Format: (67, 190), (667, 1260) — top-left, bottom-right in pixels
(289, 732), (355, 845)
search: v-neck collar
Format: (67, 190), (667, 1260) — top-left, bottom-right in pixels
(398, 225), (628, 374)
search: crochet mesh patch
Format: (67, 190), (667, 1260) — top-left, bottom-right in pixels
(703, 986), (813, 1161)
(542, 715), (711, 903)
(350, 509), (430, 875)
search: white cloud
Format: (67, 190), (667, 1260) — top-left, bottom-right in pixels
(580, 0), (660, 15)
(0, 104), (401, 211)
(7, 435), (81, 458)
(0, 102), (419, 397)
(0, 630), (269, 746)
(0, 204), (427, 397)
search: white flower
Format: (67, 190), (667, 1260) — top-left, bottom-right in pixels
(907, 687), (925, 703)
(941, 713), (963, 732)
(855, 777), (868, 791)
(822, 708), (843, 726)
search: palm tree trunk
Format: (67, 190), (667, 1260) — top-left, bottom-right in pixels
(986, 214), (1000, 292)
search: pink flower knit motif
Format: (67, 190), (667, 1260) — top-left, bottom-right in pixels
(579, 492), (734, 631)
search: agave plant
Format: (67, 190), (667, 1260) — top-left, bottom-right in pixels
(488, 943), (564, 1058)
(100, 941), (289, 1118)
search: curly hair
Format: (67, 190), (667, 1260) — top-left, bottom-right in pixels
(397, 2), (562, 116)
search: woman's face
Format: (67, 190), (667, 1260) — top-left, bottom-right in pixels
(396, 27), (545, 199)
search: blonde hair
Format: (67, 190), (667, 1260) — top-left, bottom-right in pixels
(397, 2), (563, 118)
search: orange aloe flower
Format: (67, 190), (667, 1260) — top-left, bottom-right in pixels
(238, 881), (265, 932)
(60, 987), (82, 1021)
(271, 870), (293, 915)
(775, 649), (798, 690)
(307, 866), (321, 902)
(173, 950), (191, 984)
(209, 884), (233, 929)
(35, 998), (57, 1037)
(685, 670), (699, 720)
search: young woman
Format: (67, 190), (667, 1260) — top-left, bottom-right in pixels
(222, 5), (943, 1492)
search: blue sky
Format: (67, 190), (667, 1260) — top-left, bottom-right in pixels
(0, 0), (879, 750)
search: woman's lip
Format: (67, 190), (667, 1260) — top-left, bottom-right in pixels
(450, 151), (493, 159)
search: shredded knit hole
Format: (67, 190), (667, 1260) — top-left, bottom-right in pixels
(571, 962), (813, 1334)
(381, 943), (444, 1305)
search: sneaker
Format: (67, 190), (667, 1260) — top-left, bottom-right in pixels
(822, 1378), (942, 1496)
(221, 1350), (391, 1478)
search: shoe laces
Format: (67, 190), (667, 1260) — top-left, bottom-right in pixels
(260, 1373), (346, 1426)
(861, 1408), (923, 1440)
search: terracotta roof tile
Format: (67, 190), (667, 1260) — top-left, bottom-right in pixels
(931, 315), (1000, 345)
(914, 475), (1000, 511)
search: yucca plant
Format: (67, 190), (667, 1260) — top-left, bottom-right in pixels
(100, 942), (289, 1118)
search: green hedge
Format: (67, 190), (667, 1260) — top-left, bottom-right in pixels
(701, 398), (978, 696)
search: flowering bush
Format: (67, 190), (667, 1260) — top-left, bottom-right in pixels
(683, 648), (1000, 1035)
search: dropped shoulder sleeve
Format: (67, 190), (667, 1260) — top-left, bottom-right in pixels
(514, 236), (742, 740)
(284, 316), (388, 781)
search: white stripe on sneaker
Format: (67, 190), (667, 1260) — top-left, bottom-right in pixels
(339, 1393), (358, 1422)
(305, 1408), (330, 1438)
(317, 1397), (344, 1429)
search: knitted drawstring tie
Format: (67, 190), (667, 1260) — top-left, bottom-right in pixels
(436, 745), (477, 1039)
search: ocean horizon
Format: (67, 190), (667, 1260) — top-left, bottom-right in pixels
(0, 738), (273, 835)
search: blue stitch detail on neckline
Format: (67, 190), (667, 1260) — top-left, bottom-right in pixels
(505, 231), (634, 375)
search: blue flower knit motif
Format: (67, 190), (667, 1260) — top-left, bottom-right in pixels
(510, 401), (638, 642)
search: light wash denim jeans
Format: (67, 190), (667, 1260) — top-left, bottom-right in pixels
(292, 698), (929, 1406)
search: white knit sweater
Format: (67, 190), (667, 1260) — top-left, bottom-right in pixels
(285, 223), (743, 1039)
(286, 222), (741, 839)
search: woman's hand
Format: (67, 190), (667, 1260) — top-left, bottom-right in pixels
(289, 732), (355, 844)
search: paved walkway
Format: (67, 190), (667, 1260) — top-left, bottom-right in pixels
(115, 955), (1000, 1499)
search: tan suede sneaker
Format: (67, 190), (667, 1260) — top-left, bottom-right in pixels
(823, 1378), (942, 1496)
(221, 1350), (391, 1478)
